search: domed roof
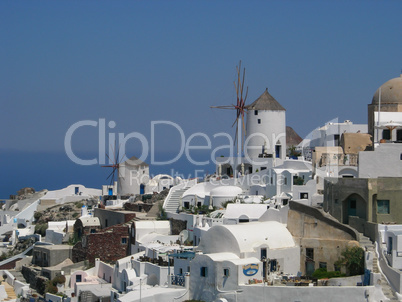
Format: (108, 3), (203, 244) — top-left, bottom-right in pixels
(210, 185), (242, 197)
(372, 75), (402, 105)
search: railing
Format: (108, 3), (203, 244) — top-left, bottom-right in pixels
(171, 274), (185, 287)
(376, 231), (402, 294)
(162, 179), (197, 210)
(320, 153), (359, 167)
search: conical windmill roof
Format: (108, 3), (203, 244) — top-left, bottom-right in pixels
(123, 156), (149, 167)
(246, 88), (285, 111)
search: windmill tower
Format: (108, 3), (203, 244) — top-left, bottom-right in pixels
(245, 88), (286, 167)
(102, 143), (125, 197)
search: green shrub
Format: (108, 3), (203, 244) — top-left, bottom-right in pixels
(312, 268), (345, 279)
(53, 274), (66, 284)
(45, 280), (58, 294)
(34, 223), (48, 237)
(33, 212), (42, 221)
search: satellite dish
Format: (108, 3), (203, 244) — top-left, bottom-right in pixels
(179, 230), (188, 243)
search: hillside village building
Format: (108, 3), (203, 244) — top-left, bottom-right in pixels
(323, 75), (402, 238)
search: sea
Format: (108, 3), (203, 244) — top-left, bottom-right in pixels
(0, 149), (216, 199)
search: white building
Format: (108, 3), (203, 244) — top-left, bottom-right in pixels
(118, 156), (150, 196)
(190, 220), (300, 301)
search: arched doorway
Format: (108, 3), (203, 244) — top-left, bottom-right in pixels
(342, 193), (367, 224)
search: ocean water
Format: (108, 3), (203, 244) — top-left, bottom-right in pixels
(0, 149), (216, 199)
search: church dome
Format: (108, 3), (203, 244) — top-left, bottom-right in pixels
(371, 75), (402, 105)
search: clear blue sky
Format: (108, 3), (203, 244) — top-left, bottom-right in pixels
(1, 1), (401, 196)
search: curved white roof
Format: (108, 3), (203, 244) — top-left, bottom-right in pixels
(135, 220), (170, 230)
(210, 186), (242, 197)
(182, 182), (220, 198)
(152, 174), (174, 181)
(199, 221), (295, 256)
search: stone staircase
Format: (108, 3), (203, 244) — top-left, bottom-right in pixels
(164, 187), (190, 213)
(0, 277), (16, 301)
(359, 234), (400, 301)
(80, 290), (95, 302)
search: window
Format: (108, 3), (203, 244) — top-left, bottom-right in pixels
(184, 202), (190, 209)
(334, 264), (340, 272)
(76, 274), (82, 283)
(179, 268), (183, 275)
(275, 145), (281, 158)
(223, 268), (230, 277)
(377, 200), (390, 214)
(383, 129), (391, 140)
(300, 193), (308, 199)
(90, 229), (96, 234)
(397, 129), (402, 141)
(388, 237), (393, 254)
(334, 134), (340, 146)
(200, 266), (208, 277)
(283, 199), (288, 206)
(261, 167), (267, 171)
(258, 119), (261, 124)
(121, 237), (127, 244)
(306, 248), (314, 261)
(319, 262), (327, 269)
(254, 110), (258, 115)
(350, 199), (356, 209)
(284, 177), (287, 185)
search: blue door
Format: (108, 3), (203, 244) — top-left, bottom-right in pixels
(275, 145), (281, 158)
(108, 188), (113, 196)
(75, 187), (79, 194)
(140, 184), (145, 195)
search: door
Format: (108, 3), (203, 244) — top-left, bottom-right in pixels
(270, 259), (277, 272)
(108, 188), (113, 196)
(305, 262), (315, 276)
(348, 199), (357, 216)
(261, 248), (267, 278)
(140, 184), (145, 195)
(75, 187), (79, 194)
(275, 145), (281, 158)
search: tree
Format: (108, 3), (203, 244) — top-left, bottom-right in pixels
(335, 246), (365, 276)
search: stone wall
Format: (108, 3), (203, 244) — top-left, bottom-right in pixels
(123, 202), (153, 213)
(21, 265), (48, 295)
(73, 225), (129, 265)
(94, 208), (136, 229)
(170, 218), (187, 235)
(288, 201), (360, 275)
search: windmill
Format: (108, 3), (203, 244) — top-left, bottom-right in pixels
(211, 61), (248, 177)
(102, 142), (126, 197)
